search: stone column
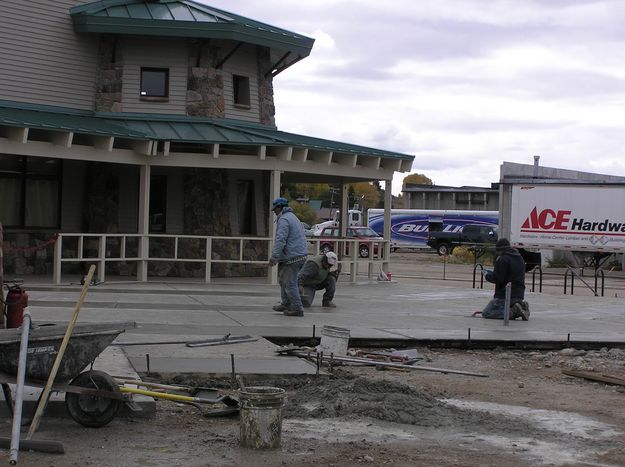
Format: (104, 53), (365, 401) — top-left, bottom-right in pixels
(95, 36), (123, 112)
(257, 47), (276, 126)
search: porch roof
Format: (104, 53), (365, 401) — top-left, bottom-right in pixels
(0, 102), (414, 162)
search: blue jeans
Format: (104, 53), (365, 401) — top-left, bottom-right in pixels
(482, 298), (522, 319)
(301, 275), (336, 307)
(278, 260), (305, 311)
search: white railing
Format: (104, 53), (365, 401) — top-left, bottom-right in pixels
(53, 233), (389, 284)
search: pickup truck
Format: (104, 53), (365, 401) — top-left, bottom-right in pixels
(426, 224), (498, 256)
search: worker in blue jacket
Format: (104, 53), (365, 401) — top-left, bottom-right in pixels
(269, 197), (308, 316)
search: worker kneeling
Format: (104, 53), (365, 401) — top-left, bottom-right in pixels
(482, 238), (530, 320)
(298, 252), (341, 308)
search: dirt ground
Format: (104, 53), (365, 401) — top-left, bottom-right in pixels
(4, 346), (625, 467)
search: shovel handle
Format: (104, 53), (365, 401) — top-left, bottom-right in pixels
(120, 386), (224, 404)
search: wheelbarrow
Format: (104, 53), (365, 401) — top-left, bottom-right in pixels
(0, 321), (136, 428)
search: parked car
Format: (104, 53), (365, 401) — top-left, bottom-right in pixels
(316, 226), (383, 258)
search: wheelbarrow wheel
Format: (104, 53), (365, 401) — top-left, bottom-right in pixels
(65, 370), (121, 428)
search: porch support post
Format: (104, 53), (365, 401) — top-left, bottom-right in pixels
(383, 178), (393, 274)
(267, 169), (281, 285)
(340, 182), (349, 237)
(339, 181), (356, 282)
(137, 164), (151, 282)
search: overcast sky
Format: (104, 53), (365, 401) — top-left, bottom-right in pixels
(202, 0), (625, 195)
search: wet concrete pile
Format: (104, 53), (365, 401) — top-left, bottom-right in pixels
(170, 373), (540, 434)
(282, 375), (534, 433)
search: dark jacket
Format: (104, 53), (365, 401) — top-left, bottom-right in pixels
(298, 255), (329, 287)
(485, 247), (525, 300)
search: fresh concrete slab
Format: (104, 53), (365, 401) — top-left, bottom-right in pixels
(11, 275), (625, 393)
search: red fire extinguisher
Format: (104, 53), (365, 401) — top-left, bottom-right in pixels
(4, 285), (28, 329)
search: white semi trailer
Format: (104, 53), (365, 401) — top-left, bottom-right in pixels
(501, 182), (625, 267)
(509, 184), (625, 253)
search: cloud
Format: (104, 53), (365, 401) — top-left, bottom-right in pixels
(202, 0), (625, 194)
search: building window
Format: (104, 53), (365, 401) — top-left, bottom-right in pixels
(140, 67), (169, 99)
(0, 155), (60, 228)
(233, 74), (250, 107)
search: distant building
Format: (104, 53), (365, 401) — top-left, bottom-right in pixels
(402, 183), (499, 211)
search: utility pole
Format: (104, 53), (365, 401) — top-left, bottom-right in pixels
(329, 186), (339, 208)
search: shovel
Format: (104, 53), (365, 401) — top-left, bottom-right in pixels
(119, 384), (239, 417)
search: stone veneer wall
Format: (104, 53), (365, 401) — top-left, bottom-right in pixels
(95, 36), (123, 112)
(257, 47), (276, 126)
(186, 41), (225, 117)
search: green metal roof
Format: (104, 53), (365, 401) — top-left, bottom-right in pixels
(0, 104), (145, 138)
(0, 102), (414, 161)
(70, 0), (314, 57)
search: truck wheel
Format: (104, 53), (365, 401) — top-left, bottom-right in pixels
(437, 243), (452, 256)
(359, 245), (370, 258)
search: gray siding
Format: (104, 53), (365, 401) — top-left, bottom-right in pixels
(0, 0), (98, 110)
(223, 46), (261, 123)
(121, 38), (188, 115)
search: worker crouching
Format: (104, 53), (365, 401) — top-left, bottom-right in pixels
(298, 252), (341, 308)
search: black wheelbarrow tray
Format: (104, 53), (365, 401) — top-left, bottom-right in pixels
(0, 321), (135, 428)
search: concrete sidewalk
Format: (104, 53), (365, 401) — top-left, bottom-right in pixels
(3, 272), (625, 421)
(22, 274), (625, 370)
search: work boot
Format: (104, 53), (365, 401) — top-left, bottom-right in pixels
(322, 300), (336, 308)
(272, 304), (288, 312)
(284, 308), (304, 317)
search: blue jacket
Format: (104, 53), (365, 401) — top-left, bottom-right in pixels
(270, 207), (308, 263)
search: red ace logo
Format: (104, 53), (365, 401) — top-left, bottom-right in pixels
(521, 207), (571, 230)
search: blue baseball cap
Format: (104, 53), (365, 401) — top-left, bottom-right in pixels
(272, 197), (288, 209)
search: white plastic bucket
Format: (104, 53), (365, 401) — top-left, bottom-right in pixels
(319, 325), (350, 356)
(239, 386), (285, 449)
